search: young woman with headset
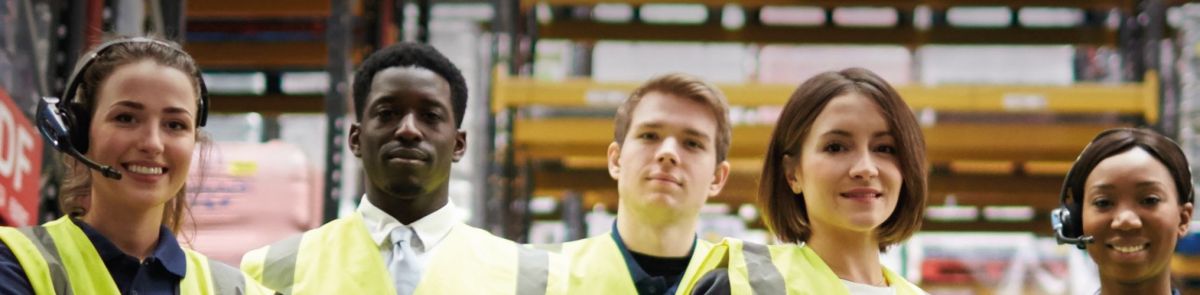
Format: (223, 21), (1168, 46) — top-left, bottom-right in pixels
(1053, 128), (1194, 295)
(0, 37), (269, 294)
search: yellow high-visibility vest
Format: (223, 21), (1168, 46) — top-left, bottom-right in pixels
(241, 213), (566, 295)
(684, 238), (926, 295)
(561, 233), (714, 295)
(0, 217), (270, 295)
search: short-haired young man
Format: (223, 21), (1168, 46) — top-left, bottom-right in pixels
(563, 73), (733, 295)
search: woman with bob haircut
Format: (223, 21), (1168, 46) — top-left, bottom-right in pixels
(0, 37), (270, 294)
(687, 68), (927, 295)
(1055, 128), (1193, 295)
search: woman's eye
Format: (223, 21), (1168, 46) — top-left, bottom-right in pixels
(823, 143), (846, 153)
(167, 121), (189, 131)
(1091, 198), (1113, 209)
(115, 114), (135, 123)
(875, 145), (897, 154)
(1140, 195), (1163, 205)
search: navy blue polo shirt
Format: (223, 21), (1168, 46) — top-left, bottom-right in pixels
(611, 223), (697, 295)
(0, 218), (187, 295)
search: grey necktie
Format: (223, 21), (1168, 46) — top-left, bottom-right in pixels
(388, 226), (423, 294)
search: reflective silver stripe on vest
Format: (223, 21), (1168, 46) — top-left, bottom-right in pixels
(742, 242), (784, 295)
(207, 258), (248, 295)
(515, 246), (549, 295)
(17, 226), (73, 295)
(262, 234), (302, 294)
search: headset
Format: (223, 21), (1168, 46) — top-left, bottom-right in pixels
(1052, 129), (1195, 250)
(1053, 156), (1095, 249)
(36, 37), (209, 180)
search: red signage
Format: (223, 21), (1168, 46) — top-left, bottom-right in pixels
(0, 88), (42, 226)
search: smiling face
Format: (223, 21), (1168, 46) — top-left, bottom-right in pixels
(1082, 147), (1193, 284)
(350, 66), (466, 204)
(609, 91), (730, 224)
(789, 92), (902, 239)
(87, 59), (198, 212)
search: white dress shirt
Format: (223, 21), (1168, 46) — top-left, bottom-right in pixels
(357, 195), (457, 289)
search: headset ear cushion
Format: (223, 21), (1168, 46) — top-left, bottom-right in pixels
(65, 103), (91, 154)
(1064, 202), (1083, 238)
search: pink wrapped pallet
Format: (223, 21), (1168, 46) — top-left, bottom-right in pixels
(181, 141), (323, 266)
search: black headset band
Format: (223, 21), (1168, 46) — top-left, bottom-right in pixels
(61, 37), (208, 127)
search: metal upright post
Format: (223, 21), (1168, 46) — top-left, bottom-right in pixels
(505, 0), (521, 76)
(563, 190), (585, 241)
(1140, 0), (1174, 135)
(1119, 5), (1146, 83)
(65, 0), (87, 65)
(394, 0), (406, 42)
(113, 0), (145, 37)
(159, 0), (186, 43)
(323, 0), (353, 222)
(470, 13), (498, 228)
(488, 0), (514, 237)
(416, 0), (430, 43)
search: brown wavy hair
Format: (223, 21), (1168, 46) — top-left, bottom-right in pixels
(58, 37), (210, 234)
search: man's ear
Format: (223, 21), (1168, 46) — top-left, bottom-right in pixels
(607, 142), (621, 180)
(707, 160), (732, 198)
(782, 153), (802, 194)
(1180, 202), (1194, 238)
(451, 129), (467, 162)
(349, 122), (362, 158)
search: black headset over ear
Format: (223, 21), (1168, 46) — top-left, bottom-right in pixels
(35, 37), (209, 180)
(1053, 156), (1093, 249)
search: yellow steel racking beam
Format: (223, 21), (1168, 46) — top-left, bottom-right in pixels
(513, 118), (1123, 163)
(494, 73), (1159, 123)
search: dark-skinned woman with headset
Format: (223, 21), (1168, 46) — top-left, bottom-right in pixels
(1053, 128), (1194, 295)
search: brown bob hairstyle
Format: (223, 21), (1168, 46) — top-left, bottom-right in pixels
(759, 68), (927, 251)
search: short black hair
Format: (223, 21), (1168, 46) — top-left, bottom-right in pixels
(353, 42), (468, 127)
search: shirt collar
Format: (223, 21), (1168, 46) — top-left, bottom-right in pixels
(72, 218), (187, 279)
(610, 222), (697, 287)
(356, 195), (458, 251)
